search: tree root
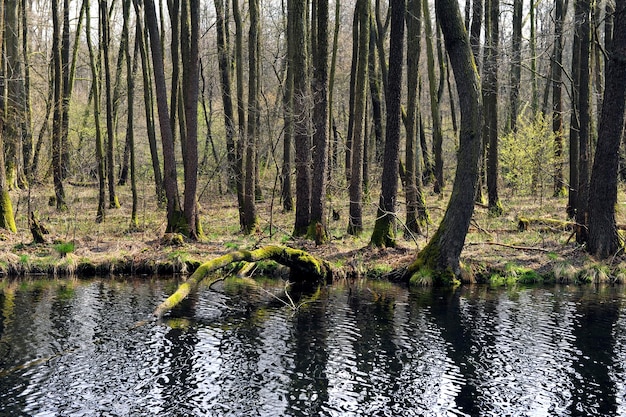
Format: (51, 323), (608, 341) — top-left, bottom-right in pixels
(153, 245), (334, 317)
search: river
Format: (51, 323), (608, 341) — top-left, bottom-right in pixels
(0, 277), (625, 416)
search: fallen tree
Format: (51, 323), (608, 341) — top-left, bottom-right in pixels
(153, 245), (334, 317)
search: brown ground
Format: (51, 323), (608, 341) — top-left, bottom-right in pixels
(2, 182), (623, 283)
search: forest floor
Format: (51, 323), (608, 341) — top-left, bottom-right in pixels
(2, 180), (625, 284)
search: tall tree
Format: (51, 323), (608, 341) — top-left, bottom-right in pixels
(575, 0), (592, 244)
(370, 0), (404, 247)
(347, 0), (369, 236)
(4, 0), (27, 188)
(51, 0), (67, 210)
(0, 0), (17, 232)
(567, 0), (582, 218)
(144, 0), (187, 234)
(181, 0), (203, 239)
(587, 0), (626, 259)
(291, 0), (310, 236)
(100, 0), (120, 209)
(509, 0), (522, 132)
(552, 0), (567, 197)
(133, 3), (164, 203)
(404, 0), (429, 236)
(423, 0), (445, 194)
(215, 0), (237, 192)
(309, 0), (330, 241)
(242, 0), (260, 233)
(402, 0), (482, 284)
(232, 0), (247, 229)
(483, 0), (502, 215)
(85, 0), (106, 222)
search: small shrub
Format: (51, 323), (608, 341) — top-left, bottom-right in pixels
(54, 241), (76, 257)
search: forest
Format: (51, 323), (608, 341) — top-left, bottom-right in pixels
(0, 0), (625, 288)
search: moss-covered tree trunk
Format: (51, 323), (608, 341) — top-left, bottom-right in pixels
(402, 0), (482, 285)
(370, 0), (404, 248)
(153, 245), (334, 317)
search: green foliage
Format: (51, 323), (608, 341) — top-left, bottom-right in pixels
(504, 262), (542, 284)
(500, 111), (556, 197)
(54, 241), (76, 257)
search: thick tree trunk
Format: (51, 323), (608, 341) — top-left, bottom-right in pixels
(403, 0), (482, 284)
(309, 0), (329, 241)
(370, 0), (404, 248)
(587, 0), (626, 258)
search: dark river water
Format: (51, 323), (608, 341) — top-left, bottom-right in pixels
(1, 276), (626, 416)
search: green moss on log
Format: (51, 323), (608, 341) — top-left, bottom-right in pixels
(0, 190), (16, 233)
(153, 245), (333, 317)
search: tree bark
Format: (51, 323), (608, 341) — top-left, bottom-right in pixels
(51, 0), (67, 210)
(85, 0), (106, 223)
(483, 0), (502, 215)
(509, 0), (522, 132)
(370, 0), (404, 248)
(403, 0), (482, 284)
(552, 0), (567, 197)
(309, 0), (329, 241)
(347, 0), (369, 236)
(124, 0), (139, 229)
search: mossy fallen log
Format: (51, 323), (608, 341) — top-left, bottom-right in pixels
(153, 245), (334, 317)
(517, 217), (575, 232)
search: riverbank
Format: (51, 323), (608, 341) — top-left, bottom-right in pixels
(2, 183), (625, 285)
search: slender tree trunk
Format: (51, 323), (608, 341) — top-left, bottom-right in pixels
(144, 0), (185, 232)
(85, 0), (106, 222)
(587, 0), (626, 258)
(124, 3), (139, 229)
(370, 0), (404, 247)
(100, 0), (120, 209)
(21, 0), (33, 182)
(281, 52), (294, 211)
(345, 9), (359, 184)
(347, 0), (369, 236)
(243, 0), (260, 234)
(233, 0), (246, 229)
(328, 0), (340, 182)
(404, 0), (482, 284)
(181, 0), (203, 239)
(51, 0), (67, 210)
(553, 0), (567, 197)
(0, 1), (17, 232)
(404, 0), (429, 237)
(132, 4), (164, 203)
(309, 0), (329, 241)
(575, 0), (592, 244)
(60, 0), (71, 180)
(483, 0), (502, 215)
(215, 0), (237, 192)
(368, 19), (384, 165)
(423, 0), (444, 194)
(509, 0), (522, 132)
(567, 2), (582, 219)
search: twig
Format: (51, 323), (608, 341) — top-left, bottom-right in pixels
(467, 241), (552, 253)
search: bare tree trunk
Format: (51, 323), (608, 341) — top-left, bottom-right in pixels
(21, 0), (33, 182)
(587, 0), (626, 258)
(347, 0), (369, 236)
(423, 0), (444, 194)
(484, 0), (502, 215)
(243, 0), (260, 234)
(291, 0), (311, 236)
(370, 0), (404, 247)
(51, 0), (67, 210)
(553, 0), (567, 197)
(368, 18), (384, 165)
(575, 0), (592, 244)
(132, 3), (164, 203)
(309, 0), (329, 241)
(144, 0), (186, 232)
(124, 0), (139, 229)
(509, 0), (522, 132)
(233, 0), (246, 229)
(85, 0), (106, 222)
